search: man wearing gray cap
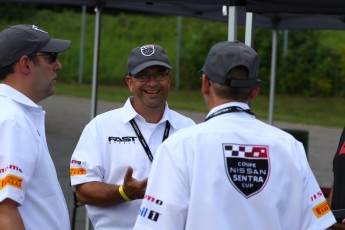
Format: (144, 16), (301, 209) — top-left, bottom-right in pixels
(0, 24), (71, 229)
(134, 41), (336, 230)
(70, 44), (195, 229)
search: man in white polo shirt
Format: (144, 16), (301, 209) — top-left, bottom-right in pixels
(70, 44), (195, 229)
(134, 41), (336, 230)
(0, 24), (71, 229)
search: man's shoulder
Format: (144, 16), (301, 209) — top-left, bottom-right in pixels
(0, 96), (25, 121)
(168, 109), (196, 121)
(167, 109), (196, 128)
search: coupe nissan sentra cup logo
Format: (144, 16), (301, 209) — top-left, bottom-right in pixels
(223, 143), (270, 198)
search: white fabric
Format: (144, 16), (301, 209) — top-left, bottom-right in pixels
(134, 102), (336, 230)
(70, 97), (195, 230)
(0, 84), (70, 230)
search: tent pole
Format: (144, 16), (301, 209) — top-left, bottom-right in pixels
(90, 6), (101, 120)
(245, 12), (253, 47)
(87, 5), (102, 229)
(228, 6), (237, 41)
(268, 29), (278, 125)
(175, 16), (182, 91)
(78, 5), (86, 84)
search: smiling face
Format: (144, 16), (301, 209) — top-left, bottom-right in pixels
(126, 65), (172, 117)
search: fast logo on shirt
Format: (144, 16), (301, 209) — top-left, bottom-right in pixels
(223, 144), (270, 198)
(313, 201), (331, 218)
(0, 174), (22, 190)
(138, 194), (163, 222)
(108, 136), (137, 143)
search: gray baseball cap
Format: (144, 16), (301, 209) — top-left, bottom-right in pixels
(202, 41), (260, 88)
(0, 24), (71, 68)
(127, 44), (171, 75)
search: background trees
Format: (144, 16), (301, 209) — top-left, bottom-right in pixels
(1, 3), (344, 96)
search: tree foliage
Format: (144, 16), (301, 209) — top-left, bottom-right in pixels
(0, 4), (345, 96)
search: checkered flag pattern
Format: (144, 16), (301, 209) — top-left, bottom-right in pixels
(224, 144), (268, 158)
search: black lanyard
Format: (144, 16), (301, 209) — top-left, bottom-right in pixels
(130, 119), (171, 162)
(204, 106), (255, 122)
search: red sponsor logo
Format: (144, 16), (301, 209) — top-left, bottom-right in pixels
(311, 190), (323, 201)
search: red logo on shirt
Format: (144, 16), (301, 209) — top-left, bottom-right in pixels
(339, 141), (345, 155)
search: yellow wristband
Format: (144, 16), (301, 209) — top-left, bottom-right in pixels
(119, 185), (131, 201)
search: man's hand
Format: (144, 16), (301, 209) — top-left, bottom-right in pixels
(122, 166), (148, 200)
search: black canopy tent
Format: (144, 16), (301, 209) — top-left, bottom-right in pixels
(247, 0), (345, 14)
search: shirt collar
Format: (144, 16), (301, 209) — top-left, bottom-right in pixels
(207, 102), (251, 118)
(0, 84), (41, 110)
(122, 96), (176, 127)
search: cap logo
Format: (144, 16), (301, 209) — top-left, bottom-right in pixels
(140, 45), (155, 56)
(31, 25), (48, 34)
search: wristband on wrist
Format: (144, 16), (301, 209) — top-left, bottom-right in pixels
(119, 185), (131, 201)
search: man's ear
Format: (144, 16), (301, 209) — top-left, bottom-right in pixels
(18, 56), (31, 75)
(249, 86), (260, 100)
(201, 74), (210, 96)
(125, 75), (134, 93)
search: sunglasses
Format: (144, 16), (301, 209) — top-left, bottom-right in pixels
(29, 52), (58, 64)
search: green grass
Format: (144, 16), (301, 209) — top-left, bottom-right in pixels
(55, 83), (345, 128)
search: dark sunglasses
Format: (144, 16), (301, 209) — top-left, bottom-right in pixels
(28, 52), (58, 64)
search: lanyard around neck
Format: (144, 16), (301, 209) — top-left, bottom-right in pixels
(130, 119), (171, 162)
(204, 106), (255, 122)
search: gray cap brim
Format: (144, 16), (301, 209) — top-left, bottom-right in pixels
(131, 60), (171, 75)
(39, 38), (71, 53)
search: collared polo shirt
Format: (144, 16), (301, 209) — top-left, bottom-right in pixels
(0, 84), (70, 230)
(70, 97), (195, 229)
(134, 102), (336, 230)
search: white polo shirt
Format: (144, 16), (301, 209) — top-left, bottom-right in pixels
(134, 102), (336, 230)
(70, 97), (195, 229)
(0, 84), (70, 230)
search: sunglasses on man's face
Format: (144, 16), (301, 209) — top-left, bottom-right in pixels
(29, 52), (58, 64)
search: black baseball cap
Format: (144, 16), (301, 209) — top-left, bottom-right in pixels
(202, 41), (261, 88)
(127, 44), (171, 75)
(0, 24), (71, 68)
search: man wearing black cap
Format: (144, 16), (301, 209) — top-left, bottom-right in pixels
(70, 44), (195, 229)
(0, 24), (71, 229)
(134, 41), (336, 230)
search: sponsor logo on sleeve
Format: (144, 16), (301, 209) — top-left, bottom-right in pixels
(313, 201), (331, 218)
(0, 174), (22, 190)
(311, 190), (324, 202)
(223, 143), (270, 198)
(0, 165), (23, 174)
(70, 168), (86, 176)
(138, 194), (163, 222)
